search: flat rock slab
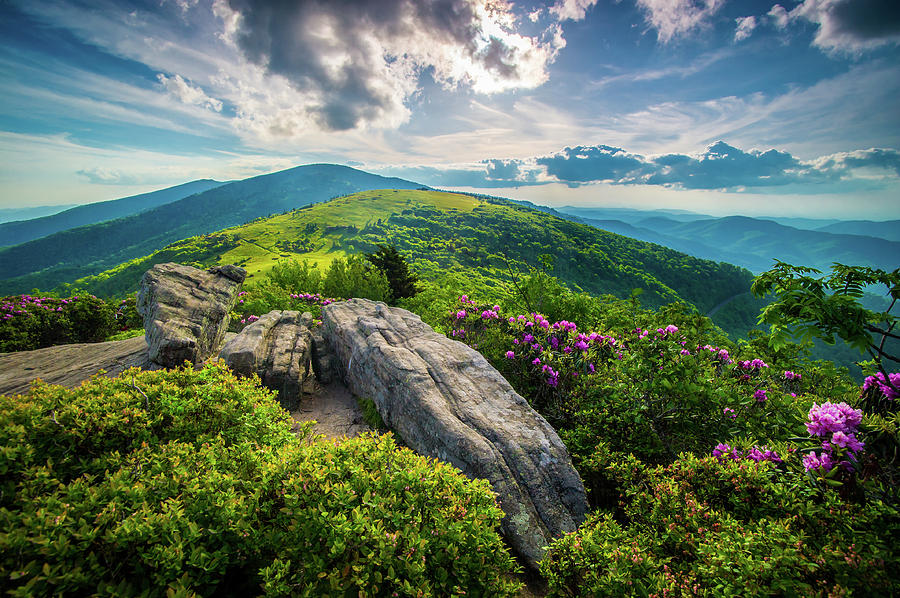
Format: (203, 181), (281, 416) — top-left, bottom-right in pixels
(137, 263), (245, 367)
(321, 298), (588, 569)
(0, 335), (151, 396)
(219, 310), (312, 411)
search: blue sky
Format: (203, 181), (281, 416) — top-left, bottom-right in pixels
(1, 0), (899, 218)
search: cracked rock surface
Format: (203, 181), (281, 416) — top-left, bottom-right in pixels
(219, 310), (312, 411)
(321, 298), (588, 568)
(137, 263), (245, 367)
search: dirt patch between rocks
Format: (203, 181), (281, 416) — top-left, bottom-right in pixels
(292, 377), (371, 440)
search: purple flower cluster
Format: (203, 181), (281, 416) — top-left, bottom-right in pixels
(1, 294), (94, 321)
(289, 292), (334, 306)
(803, 402), (865, 474)
(862, 371), (900, 400)
(713, 442), (782, 464)
(694, 344), (732, 364)
(784, 370), (801, 380)
(449, 294), (793, 398)
(738, 358), (769, 370)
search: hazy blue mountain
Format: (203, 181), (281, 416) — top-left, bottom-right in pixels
(816, 220), (900, 242)
(573, 216), (755, 270)
(757, 216), (843, 230)
(559, 206), (714, 224)
(0, 180), (224, 248)
(560, 206), (899, 274)
(640, 216), (899, 273)
(0, 164), (423, 294)
(0, 204), (77, 224)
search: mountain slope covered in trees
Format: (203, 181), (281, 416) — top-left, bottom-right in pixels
(66, 189), (757, 329)
(0, 165), (422, 294)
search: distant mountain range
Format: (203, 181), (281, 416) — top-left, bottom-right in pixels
(0, 165), (423, 294)
(0, 179), (224, 248)
(0, 204), (77, 225)
(558, 207), (899, 274)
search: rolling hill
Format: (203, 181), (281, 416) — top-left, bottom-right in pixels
(66, 189), (757, 324)
(0, 179), (224, 248)
(0, 165), (422, 294)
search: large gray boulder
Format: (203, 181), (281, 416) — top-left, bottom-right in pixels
(321, 298), (588, 568)
(218, 310), (312, 411)
(137, 263), (245, 367)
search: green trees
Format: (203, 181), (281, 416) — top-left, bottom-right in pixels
(752, 262), (899, 391)
(366, 245), (419, 304)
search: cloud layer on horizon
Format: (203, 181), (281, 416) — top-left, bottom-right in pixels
(381, 142), (900, 193)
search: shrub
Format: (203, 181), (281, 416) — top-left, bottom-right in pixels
(541, 452), (900, 597)
(0, 363), (521, 597)
(0, 293), (117, 352)
(230, 256), (390, 329)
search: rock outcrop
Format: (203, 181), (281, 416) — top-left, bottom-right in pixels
(218, 310), (312, 411)
(0, 336), (151, 396)
(321, 298), (589, 568)
(137, 263), (245, 367)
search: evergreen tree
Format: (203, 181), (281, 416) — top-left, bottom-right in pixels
(366, 245), (419, 303)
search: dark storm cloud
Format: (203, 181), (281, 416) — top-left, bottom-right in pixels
(772, 0), (900, 51)
(823, 0), (900, 42)
(224, 0), (531, 131)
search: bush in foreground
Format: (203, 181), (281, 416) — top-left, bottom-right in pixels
(0, 363), (520, 597)
(541, 451), (900, 597)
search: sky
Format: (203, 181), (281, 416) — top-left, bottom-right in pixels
(1, 0), (899, 219)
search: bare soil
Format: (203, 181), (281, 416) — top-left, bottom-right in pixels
(292, 377), (371, 440)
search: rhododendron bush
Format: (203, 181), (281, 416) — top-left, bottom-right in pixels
(442, 269), (899, 595)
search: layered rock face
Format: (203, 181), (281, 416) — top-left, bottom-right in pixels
(321, 298), (588, 568)
(219, 310), (313, 411)
(137, 263), (245, 367)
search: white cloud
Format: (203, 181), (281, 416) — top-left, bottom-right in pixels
(211, 0), (566, 133)
(549, 0), (599, 22)
(0, 131), (299, 207)
(14, 0), (570, 144)
(635, 0), (725, 43)
(768, 0), (900, 52)
(734, 16), (757, 41)
(768, 4), (792, 29)
(157, 73), (223, 112)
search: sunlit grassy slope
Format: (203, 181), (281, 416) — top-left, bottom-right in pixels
(67, 189), (755, 316)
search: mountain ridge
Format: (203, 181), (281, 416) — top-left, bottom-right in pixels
(0, 179), (224, 248)
(0, 165), (423, 294)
